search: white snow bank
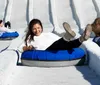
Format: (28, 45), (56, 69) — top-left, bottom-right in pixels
(4, 0), (13, 22)
(28, 0), (33, 22)
(9, 0), (28, 29)
(83, 39), (100, 76)
(72, 0), (97, 30)
(0, 50), (18, 85)
(4, 66), (100, 85)
(0, 0), (6, 20)
(52, 0), (79, 35)
(92, 0), (100, 17)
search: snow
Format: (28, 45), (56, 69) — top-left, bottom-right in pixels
(53, 0), (79, 34)
(4, 0), (13, 22)
(0, 0), (5, 20)
(0, 0), (100, 85)
(72, 0), (97, 31)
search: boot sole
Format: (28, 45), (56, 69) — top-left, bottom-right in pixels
(84, 24), (92, 40)
(63, 22), (76, 37)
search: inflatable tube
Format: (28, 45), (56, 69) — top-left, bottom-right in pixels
(0, 37), (15, 40)
(0, 32), (19, 40)
(21, 58), (85, 67)
(21, 48), (85, 67)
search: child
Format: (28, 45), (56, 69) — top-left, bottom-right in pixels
(0, 20), (19, 39)
(18, 19), (92, 52)
(91, 18), (100, 46)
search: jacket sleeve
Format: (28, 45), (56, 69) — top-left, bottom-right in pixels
(17, 39), (33, 53)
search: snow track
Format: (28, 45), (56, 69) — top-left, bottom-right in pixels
(8, 0), (28, 29)
(52, 0), (79, 35)
(0, 0), (100, 85)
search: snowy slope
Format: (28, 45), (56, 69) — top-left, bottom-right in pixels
(0, 0), (100, 85)
(72, 0), (97, 34)
(6, 0), (28, 29)
(0, 0), (6, 20)
(52, 0), (79, 34)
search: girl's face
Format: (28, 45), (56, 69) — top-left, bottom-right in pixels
(93, 24), (100, 35)
(32, 23), (42, 36)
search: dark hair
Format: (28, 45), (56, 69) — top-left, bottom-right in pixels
(91, 17), (100, 36)
(0, 20), (3, 24)
(24, 19), (43, 45)
(92, 17), (100, 28)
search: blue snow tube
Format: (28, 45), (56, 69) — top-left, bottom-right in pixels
(21, 48), (85, 67)
(21, 48), (85, 61)
(0, 32), (19, 39)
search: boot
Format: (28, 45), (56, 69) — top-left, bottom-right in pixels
(79, 24), (92, 42)
(63, 22), (76, 41)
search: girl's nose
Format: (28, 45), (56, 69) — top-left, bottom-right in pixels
(36, 29), (40, 32)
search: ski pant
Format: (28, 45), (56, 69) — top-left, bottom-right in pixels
(46, 38), (81, 50)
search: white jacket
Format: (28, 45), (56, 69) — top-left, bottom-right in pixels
(17, 32), (60, 52)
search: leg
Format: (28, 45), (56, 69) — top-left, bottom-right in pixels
(46, 38), (81, 50)
(4, 21), (11, 29)
(63, 22), (76, 41)
(79, 24), (92, 42)
(46, 24), (92, 50)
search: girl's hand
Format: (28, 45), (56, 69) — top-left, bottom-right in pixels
(23, 45), (35, 51)
(28, 45), (34, 50)
(23, 46), (29, 51)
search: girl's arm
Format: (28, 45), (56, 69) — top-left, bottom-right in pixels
(17, 41), (35, 53)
